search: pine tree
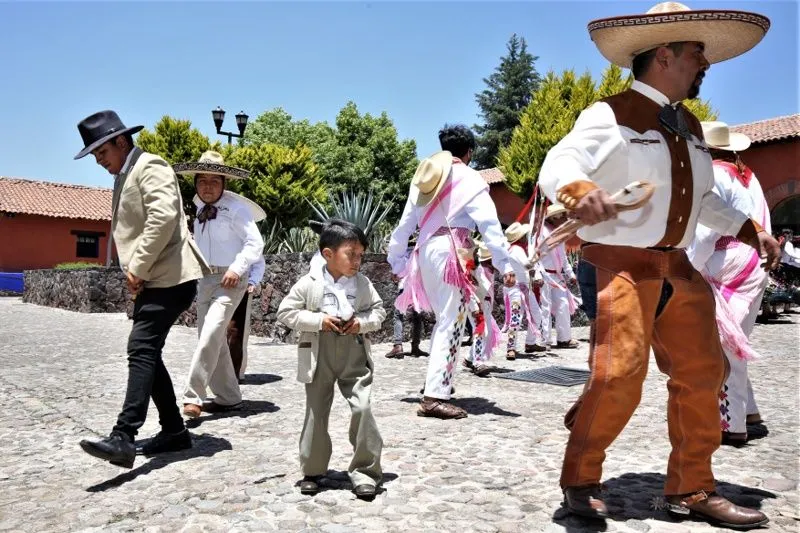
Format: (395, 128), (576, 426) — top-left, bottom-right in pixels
(472, 34), (540, 170)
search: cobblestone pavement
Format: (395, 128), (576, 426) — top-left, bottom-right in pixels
(0, 297), (797, 533)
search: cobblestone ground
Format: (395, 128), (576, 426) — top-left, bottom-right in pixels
(0, 297), (797, 533)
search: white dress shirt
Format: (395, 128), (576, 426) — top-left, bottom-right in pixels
(539, 80), (749, 248)
(321, 268), (357, 322)
(193, 191), (264, 277)
(387, 162), (514, 275)
(538, 225), (576, 279)
(782, 241), (800, 268)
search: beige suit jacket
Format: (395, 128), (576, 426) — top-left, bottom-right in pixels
(112, 148), (209, 288)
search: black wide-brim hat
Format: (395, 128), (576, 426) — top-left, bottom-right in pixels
(74, 110), (143, 159)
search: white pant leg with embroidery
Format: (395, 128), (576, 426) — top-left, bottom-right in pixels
(525, 287), (544, 346)
(503, 285), (524, 352)
(539, 279), (553, 345)
(419, 236), (467, 400)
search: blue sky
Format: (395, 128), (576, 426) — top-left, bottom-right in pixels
(0, 1), (797, 188)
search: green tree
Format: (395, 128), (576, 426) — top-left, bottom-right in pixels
(473, 34), (540, 170)
(226, 144), (327, 228)
(243, 102), (418, 222)
(499, 64), (717, 195)
(137, 116), (222, 215)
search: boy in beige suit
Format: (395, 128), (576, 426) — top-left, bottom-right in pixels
(277, 220), (385, 500)
(74, 110), (208, 469)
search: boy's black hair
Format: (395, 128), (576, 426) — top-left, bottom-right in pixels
(438, 124), (476, 158)
(318, 218), (368, 251)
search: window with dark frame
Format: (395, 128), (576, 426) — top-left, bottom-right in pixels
(71, 230), (105, 259)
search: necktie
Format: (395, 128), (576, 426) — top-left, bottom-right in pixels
(659, 104), (693, 140)
(197, 204), (217, 224)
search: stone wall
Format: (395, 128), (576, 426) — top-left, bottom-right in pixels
(23, 255), (587, 344)
(23, 267), (128, 313)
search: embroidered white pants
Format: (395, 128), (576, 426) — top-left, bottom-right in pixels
(183, 274), (246, 407)
(525, 286), (545, 346)
(540, 274), (572, 344)
(420, 235), (467, 400)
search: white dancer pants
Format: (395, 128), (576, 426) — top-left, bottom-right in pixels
(540, 274), (572, 344)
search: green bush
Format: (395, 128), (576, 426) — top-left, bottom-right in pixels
(53, 262), (104, 270)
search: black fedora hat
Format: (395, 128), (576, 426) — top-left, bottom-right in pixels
(74, 110), (143, 160)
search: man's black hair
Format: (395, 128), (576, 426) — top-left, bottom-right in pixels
(631, 42), (685, 79)
(438, 124), (476, 158)
(319, 218), (368, 251)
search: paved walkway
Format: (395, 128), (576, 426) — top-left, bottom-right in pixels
(0, 297), (797, 533)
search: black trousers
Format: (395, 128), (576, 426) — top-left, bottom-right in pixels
(112, 280), (197, 440)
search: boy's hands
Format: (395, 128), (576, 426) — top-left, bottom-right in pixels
(341, 317), (361, 335)
(321, 315), (343, 333)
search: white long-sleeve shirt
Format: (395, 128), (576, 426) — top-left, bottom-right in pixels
(539, 80), (749, 248)
(248, 255), (266, 286)
(387, 163), (515, 275)
(538, 225), (576, 280)
(193, 191), (264, 277)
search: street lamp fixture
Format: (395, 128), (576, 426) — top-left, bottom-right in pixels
(212, 106), (249, 145)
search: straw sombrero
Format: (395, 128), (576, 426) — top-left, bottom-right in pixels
(477, 242), (492, 263)
(545, 204), (567, 220)
(701, 121), (751, 152)
(193, 190), (266, 222)
(588, 2), (770, 69)
(504, 222), (531, 244)
(409, 151), (453, 207)
(174, 150), (250, 180)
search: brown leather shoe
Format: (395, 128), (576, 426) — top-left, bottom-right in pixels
(472, 364), (491, 377)
(506, 350), (517, 360)
(385, 345), (404, 359)
(555, 339), (579, 349)
(563, 485), (608, 519)
(721, 431), (748, 447)
(525, 343), (547, 353)
(666, 491), (768, 530)
(417, 398), (467, 419)
(299, 476), (320, 495)
(182, 404), (202, 418)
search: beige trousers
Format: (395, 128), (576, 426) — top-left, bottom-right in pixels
(182, 274), (247, 407)
(300, 332), (383, 487)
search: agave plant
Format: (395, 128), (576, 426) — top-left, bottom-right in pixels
(309, 190), (392, 241)
(258, 219), (284, 254)
(279, 227), (318, 253)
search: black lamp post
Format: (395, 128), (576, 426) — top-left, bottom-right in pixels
(212, 106), (249, 145)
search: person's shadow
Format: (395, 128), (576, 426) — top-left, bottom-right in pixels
(240, 373), (283, 386)
(185, 400), (280, 428)
(85, 433), (231, 493)
(399, 396), (520, 417)
(551, 472), (776, 532)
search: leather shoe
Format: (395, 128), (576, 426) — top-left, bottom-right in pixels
(525, 343), (547, 353)
(136, 428), (191, 456)
(409, 345), (429, 357)
(354, 484), (377, 500)
(417, 398), (467, 419)
(202, 401), (243, 413)
(299, 476), (320, 495)
(80, 433), (135, 469)
(564, 485), (608, 519)
(385, 345), (404, 359)
(666, 491), (768, 530)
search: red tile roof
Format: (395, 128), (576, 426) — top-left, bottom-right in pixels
(731, 114), (800, 144)
(0, 177), (112, 221)
(479, 167), (506, 184)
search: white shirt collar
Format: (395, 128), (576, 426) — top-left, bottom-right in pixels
(118, 147), (137, 176)
(323, 266), (351, 285)
(631, 80), (672, 107)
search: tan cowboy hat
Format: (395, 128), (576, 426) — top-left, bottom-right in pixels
(545, 204), (567, 220)
(409, 151), (453, 207)
(476, 241), (492, 263)
(701, 121), (751, 152)
(192, 190), (267, 222)
(174, 150), (250, 180)
(588, 2), (770, 69)
(505, 222), (531, 244)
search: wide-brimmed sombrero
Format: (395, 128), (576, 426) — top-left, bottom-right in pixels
(174, 150), (250, 180)
(505, 222), (531, 243)
(545, 204), (567, 220)
(476, 241), (492, 263)
(701, 121), (751, 152)
(409, 151), (453, 207)
(588, 2), (770, 69)
(193, 190), (266, 222)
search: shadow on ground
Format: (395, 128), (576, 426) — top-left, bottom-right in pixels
(185, 400), (280, 428)
(86, 433), (231, 492)
(240, 373), (283, 386)
(399, 396), (520, 417)
(291, 470), (399, 495)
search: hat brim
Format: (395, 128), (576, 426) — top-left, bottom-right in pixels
(175, 162), (250, 180)
(706, 132), (751, 152)
(74, 125), (144, 160)
(505, 224), (531, 243)
(409, 152), (454, 207)
(588, 9), (770, 68)
(546, 207), (568, 220)
(193, 191), (267, 222)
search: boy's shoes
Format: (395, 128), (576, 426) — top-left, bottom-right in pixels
(472, 364), (491, 377)
(183, 404), (202, 418)
(136, 428), (192, 455)
(385, 345), (404, 359)
(300, 476), (320, 495)
(525, 343), (548, 353)
(417, 398), (467, 419)
(408, 344), (429, 357)
(79, 433), (135, 469)
(506, 350), (517, 360)
(354, 484), (377, 500)
(555, 339), (579, 349)
(203, 401), (243, 413)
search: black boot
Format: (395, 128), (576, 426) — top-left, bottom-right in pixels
(80, 433), (136, 468)
(136, 428), (192, 456)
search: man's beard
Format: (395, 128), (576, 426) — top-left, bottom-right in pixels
(688, 72), (704, 99)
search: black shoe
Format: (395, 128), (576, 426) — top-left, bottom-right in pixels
(135, 428), (191, 456)
(354, 484), (377, 500)
(746, 423), (769, 440)
(80, 433), (135, 469)
(202, 401), (243, 413)
(300, 476), (320, 495)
